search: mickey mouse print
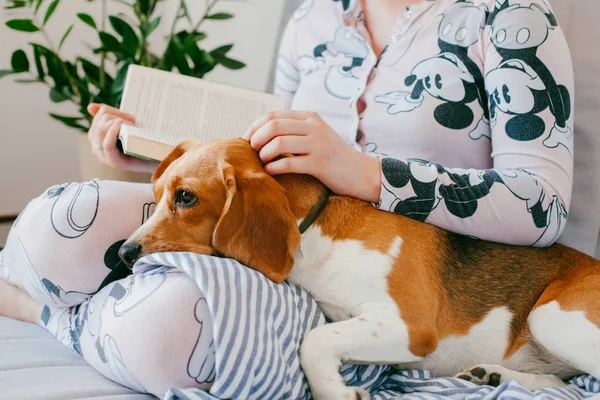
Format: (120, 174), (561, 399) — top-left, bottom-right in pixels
(274, 0), (574, 247)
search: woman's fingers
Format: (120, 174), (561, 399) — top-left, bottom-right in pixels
(87, 103), (102, 116)
(102, 119), (128, 167)
(90, 114), (114, 150)
(88, 103), (133, 149)
(244, 110), (318, 141)
(264, 155), (315, 176)
(258, 135), (311, 164)
(88, 103), (135, 122)
(249, 119), (312, 151)
(84, 103), (157, 173)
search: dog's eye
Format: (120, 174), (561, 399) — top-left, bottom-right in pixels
(174, 190), (198, 207)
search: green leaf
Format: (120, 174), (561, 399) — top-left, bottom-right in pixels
(138, 0), (150, 14)
(30, 43), (53, 55)
(5, 1), (28, 10)
(6, 19), (39, 32)
(32, 45), (46, 81)
(109, 16), (139, 56)
(109, 61), (130, 104)
(43, 0), (60, 26)
(185, 36), (215, 75)
(49, 113), (89, 131)
(206, 13), (234, 20)
(211, 44), (233, 56)
(32, 43), (70, 89)
(58, 24), (73, 49)
(11, 50), (29, 72)
(15, 78), (40, 83)
(49, 87), (69, 102)
(175, 30), (190, 42)
(78, 58), (99, 80)
(77, 13), (96, 29)
(108, 16), (133, 37)
(190, 47), (214, 67)
(63, 61), (78, 82)
(170, 37), (191, 75)
(214, 55), (245, 70)
(78, 57), (112, 89)
(49, 113), (78, 123)
(98, 32), (121, 52)
(192, 32), (207, 41)
(158, 43), (174, 71)
(34, 0), (43, 14)
(147, 16), (160, 36)
(0, 70), (14, 78)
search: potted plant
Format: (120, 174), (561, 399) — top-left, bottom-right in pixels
(1, 0), (245, 181)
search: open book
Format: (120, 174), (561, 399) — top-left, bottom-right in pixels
(118, 65), (284, 161)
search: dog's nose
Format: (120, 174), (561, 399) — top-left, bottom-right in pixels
(118, 242), (143, 267)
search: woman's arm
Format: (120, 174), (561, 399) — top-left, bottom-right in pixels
(273, 14), (300, 109)
(375, 3), (574, 246)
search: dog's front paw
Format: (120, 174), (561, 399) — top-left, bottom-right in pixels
(352, 386), (370, 400)
(455, 364), (570, 391)
(455, 365), (503, 387)
(311, 385), (369, 400)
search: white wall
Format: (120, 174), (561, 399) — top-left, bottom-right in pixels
(0, 0), (283, 217)
(173, 0), (284, 91)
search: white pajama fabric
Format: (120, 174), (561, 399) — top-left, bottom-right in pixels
(0, 180), (214, 398)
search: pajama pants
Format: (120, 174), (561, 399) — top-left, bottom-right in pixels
(0, 180), (215, 398)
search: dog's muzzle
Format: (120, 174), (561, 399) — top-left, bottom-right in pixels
(118, 242), (143, 268)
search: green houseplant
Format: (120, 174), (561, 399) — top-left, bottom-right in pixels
(1, 0), (245, 133)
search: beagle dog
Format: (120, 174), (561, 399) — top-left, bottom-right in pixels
(120, 138), (600, 399)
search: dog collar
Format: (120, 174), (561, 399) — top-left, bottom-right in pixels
(298, 188), (331, 234)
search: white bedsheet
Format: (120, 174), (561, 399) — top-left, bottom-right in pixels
(0, 316), (155, 400)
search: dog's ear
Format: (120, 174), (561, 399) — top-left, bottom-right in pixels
(152, 140), (198, 183)
(212, 165), (301, 283)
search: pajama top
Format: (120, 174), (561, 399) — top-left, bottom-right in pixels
(274, 0), (574, 247)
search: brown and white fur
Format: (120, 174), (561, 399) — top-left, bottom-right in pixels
(9, 138), (600, 399)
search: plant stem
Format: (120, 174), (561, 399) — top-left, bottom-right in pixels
(99, 0), (107, 88)
(136, 1), (152, 66)
(27, 71), (50, 86)
(181, 0), (193, 25)
(192, 0), (219, 33)
(39, 27), (81, 100)
(158, 0), (184, 68)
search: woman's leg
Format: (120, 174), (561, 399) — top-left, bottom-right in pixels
(0, 179), (215, 397)
(0, 278), (42, 324)
(41, 268), (214, 398)
(1, 179), (155, 306)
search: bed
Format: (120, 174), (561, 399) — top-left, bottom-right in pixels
(1, 0), (599, 399)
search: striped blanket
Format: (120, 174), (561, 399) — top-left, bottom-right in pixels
(134, 253), (600, 400)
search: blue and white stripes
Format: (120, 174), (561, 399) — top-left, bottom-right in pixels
(135, 253), (600, 400)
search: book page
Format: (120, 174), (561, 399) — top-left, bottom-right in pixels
(120, 65), (284, 144)
(120, 124), (180, 146)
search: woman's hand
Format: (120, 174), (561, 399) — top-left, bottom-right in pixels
(87, 103), (158, 173)
(244, 110), (381, 203)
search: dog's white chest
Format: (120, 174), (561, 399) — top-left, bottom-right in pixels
(287, 226), (402, 320)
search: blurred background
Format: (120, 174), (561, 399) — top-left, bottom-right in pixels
(0, 0), (286, 245)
